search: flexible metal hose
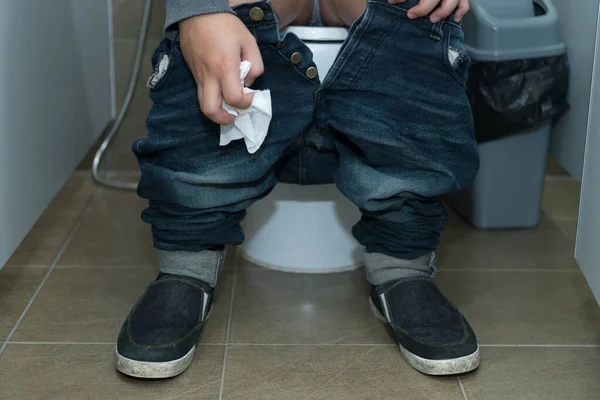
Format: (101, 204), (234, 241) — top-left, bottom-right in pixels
(91, 0), (152, 191)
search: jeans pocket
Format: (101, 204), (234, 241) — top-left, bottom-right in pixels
(443, 23), (471, 86)
(147, 38), (180, 92)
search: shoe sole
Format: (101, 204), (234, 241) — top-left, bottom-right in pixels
(369, 297), (480, 376)
(115, 307), (213, 379)
(115, 345), (195, 379)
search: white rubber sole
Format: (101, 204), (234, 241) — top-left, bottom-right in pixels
(115, 345), (195, 379)
(115, 307), (213, 379)
(369, 297), (480, 376)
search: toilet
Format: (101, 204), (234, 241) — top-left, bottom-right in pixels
(240, 27), (362, 273)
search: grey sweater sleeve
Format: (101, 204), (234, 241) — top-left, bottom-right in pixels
(164, 0), (232, 37)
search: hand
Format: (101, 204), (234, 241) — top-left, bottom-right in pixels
(388, 0), (470, 23)
(179, 13), (265, 125)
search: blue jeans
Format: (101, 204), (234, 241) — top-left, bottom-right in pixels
(133, 0), (479, 286)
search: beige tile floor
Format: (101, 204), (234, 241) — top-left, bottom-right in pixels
(8, 1), (598, 398)
(1, 172), (598, 400)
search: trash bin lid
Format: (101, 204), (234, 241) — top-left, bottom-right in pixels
(471, 0), (536, 20)
(463, 0), (566, 62)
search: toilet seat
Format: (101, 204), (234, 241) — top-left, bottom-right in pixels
(284, 26), (348, 42)
(241, 27), (361, 274)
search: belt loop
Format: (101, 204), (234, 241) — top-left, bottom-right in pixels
(430, 21), (443, 41)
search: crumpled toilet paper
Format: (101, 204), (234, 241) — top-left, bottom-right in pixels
(220, 61), (272, 154)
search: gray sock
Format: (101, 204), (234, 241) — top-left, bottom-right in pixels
(363, 251), (435, 286)
(157, 249), (226, 287)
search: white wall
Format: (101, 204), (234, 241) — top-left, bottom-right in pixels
(550, 0), (600, 180)
(576, 4), (600, 302)
(0, 0), (113, 266)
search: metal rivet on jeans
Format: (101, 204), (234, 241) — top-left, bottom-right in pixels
(291, 52), (302, 64)
(249, 7), (264, 21)
(277, 41), (285, 49)
(306, 67), (318, 79)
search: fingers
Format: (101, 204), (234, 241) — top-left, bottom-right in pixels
(221, 66), (254, 110)
(389, 0), (469, 22)
(430, 0), (460, 23)
(241, 40), (265, 87)
(200, 80), (235, 125)
(201, 51), (257, 124)
(454, 0), (470, 22)
(406, 0), (440, 19)
(200, 42), (261, 124)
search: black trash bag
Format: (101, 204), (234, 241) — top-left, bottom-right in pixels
(466, 54), (570, 143)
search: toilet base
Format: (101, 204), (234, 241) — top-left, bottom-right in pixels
(241, 184), (362, 273)
(239, 250), (362, 274)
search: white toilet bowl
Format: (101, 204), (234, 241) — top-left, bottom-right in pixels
(240, 27), (362, 273)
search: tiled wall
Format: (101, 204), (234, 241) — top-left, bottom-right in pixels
(100, 0), (166, 171)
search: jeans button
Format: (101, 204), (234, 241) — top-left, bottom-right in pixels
(306, 67), (318, 79)
(291, 52), (302, 64)
(249, 7), (264, 21)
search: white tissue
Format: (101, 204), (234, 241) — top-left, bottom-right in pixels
(220, 61), (272, 154)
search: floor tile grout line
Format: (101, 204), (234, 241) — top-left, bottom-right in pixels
(3, 265), (582, 274)
(554, 221), (578, 243)
(5, 341), (600, 348)
(218, 256), (239, 400)
(544, 175), (577, 182)
(223, 343), (600, 348)
(436, 269), (579, 273)
(0, 190), (100, 357)
(4, 264), (581, 274)
(226, 343), (397, 347)
(457, 376), (468, 400)
(6, 341), (225, 346)
(8, 342), (117, 346)
(549, 216), (579, 223)
(479, 344), (600, 348)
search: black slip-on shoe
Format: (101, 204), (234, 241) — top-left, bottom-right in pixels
(371, 277), (480, 375)
(115, 274), (213, 379)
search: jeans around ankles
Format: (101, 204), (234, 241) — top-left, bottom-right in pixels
(133, 0), (479, 277)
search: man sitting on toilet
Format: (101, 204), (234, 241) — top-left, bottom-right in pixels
(116, 0), (480, 379)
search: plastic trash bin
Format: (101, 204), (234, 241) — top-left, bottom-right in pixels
(447, 0), (569, 229)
